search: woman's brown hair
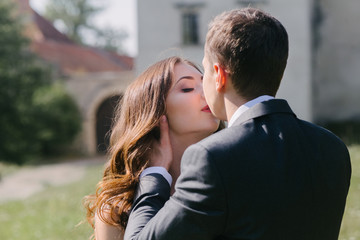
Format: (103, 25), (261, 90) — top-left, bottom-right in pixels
(83, 56), (204, 235)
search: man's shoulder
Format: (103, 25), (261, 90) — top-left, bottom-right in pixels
(298, 119), (347, 145)
(188, 126), (245, 155)
(196, 117), (347, 152)
(180, 129), (240, 179)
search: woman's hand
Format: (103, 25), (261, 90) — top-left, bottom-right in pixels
(149, 115), (173, 170)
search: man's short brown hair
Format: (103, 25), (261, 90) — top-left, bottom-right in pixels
(205, 8), (289, 99)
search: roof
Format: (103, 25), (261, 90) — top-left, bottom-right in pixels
(17, 0), (133, 75)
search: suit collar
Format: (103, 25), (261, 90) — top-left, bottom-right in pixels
(231, 99), (296, 127)
(228, 95), (274, 127)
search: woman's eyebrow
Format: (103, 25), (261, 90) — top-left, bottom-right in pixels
(175, 76), (195, 85)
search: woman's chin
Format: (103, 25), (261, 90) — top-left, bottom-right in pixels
(199, 128), (218, 139)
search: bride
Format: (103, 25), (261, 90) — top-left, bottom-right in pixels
(84, 56), (223, 239)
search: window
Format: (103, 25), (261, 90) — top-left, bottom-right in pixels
(182, 12), (199, 45)
(174, 2), (204, 45)
(236, 0), (268, 7)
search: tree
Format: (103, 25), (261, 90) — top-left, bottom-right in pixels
(44, 0), (102, 44)
(0, 1), (81, 164)
(94, 26), (128, 54)
(44, 0), (128, 53)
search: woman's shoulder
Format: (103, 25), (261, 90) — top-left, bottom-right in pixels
(95, 210), (124, 240)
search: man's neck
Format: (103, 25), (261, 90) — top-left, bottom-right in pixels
(227, 95), (275, 127)
(223, 93), (247, 122)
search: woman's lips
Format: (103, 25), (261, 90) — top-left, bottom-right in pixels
(201, 105), (212, 113)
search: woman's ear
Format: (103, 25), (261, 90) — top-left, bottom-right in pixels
(213, 64), (227, 92)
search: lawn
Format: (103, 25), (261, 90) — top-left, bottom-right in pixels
(0, 145), (359, 240)
(0, 163), (104, 240)
(339, 144), (360, 240)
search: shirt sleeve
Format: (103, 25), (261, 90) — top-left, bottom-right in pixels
(124, 143), (227, 240)
(140, 167), (172, 186)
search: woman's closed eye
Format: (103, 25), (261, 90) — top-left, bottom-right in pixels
(182, 88), (194, 93)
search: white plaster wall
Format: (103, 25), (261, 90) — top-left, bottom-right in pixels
(313, 0), (360, 122)
(137, 0), (180, 72)
(137, 0), (313, 121)
(265, 0), (313, 121)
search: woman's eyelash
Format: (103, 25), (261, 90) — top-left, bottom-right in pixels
(182, 88), (194, 92)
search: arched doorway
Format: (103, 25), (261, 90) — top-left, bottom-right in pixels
(96, 95), (122, 153)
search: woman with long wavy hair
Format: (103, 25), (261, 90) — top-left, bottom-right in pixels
(84, 56), (222, 239)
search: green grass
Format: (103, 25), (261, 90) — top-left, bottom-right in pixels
(0, 162), (21, 178)
(0, 145), (359, 239)
(0, 163), (103, 240)
(339, 145), (360, 240)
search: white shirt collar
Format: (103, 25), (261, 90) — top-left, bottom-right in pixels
(227, 95), (274, 127)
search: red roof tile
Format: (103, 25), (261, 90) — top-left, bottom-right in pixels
(33, 11), (73, 44)
(31, 40), (132, 74)
(17, 0), (133, 74)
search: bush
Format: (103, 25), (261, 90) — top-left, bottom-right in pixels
(0, 1), (81, 164)
(32, 82), (82, 154)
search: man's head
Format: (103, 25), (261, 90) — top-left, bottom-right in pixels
(203, 8), (289, 105)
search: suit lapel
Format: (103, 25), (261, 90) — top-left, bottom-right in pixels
(232, 99), (297, 126)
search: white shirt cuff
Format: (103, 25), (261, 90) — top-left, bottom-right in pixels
(140, 167), (172, 186)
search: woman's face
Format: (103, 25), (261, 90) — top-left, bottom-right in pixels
(166, 62), (220, 138)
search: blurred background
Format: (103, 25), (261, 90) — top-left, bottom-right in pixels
(0, 0), (359, 239)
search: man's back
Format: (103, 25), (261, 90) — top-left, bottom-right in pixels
(125, 99), (351, 240)
(195, 99), (351, 239)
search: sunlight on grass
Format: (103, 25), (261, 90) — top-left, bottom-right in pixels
(0, 162), (21, 178)
(339, 145), (360, 240)
(0, 163), (103, 240)
(0, 145), (359, 239)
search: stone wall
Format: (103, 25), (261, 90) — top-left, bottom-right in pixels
(65, 71), (135, 154)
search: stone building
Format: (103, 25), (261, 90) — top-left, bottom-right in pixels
(16, 0), (135, 155)
(137, 0), (313, 121)
(13, 0), (360, 155)
(312, 0), (360, 124)
(136, 0), (360, 128)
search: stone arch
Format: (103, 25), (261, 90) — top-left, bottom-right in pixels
(95, 95), (122, 153)
(67, 71), (134, 155)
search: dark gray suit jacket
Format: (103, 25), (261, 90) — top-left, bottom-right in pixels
(124, 99), (351, 240)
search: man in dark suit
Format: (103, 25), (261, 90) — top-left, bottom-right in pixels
(124, 8), (351, 240)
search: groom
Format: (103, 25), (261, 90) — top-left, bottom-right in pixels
(124, 8), (351, 240)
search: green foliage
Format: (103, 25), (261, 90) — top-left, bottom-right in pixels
(44, 0), (103, 44)
(94, 26), (129, 54)
(44, 0), (128, 53)
(32, 82), (82, 154)
(0, 2), (81, 164)
(0, 1), (46, 163)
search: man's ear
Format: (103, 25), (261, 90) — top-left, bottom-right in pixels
(213, 63), (227, 92)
